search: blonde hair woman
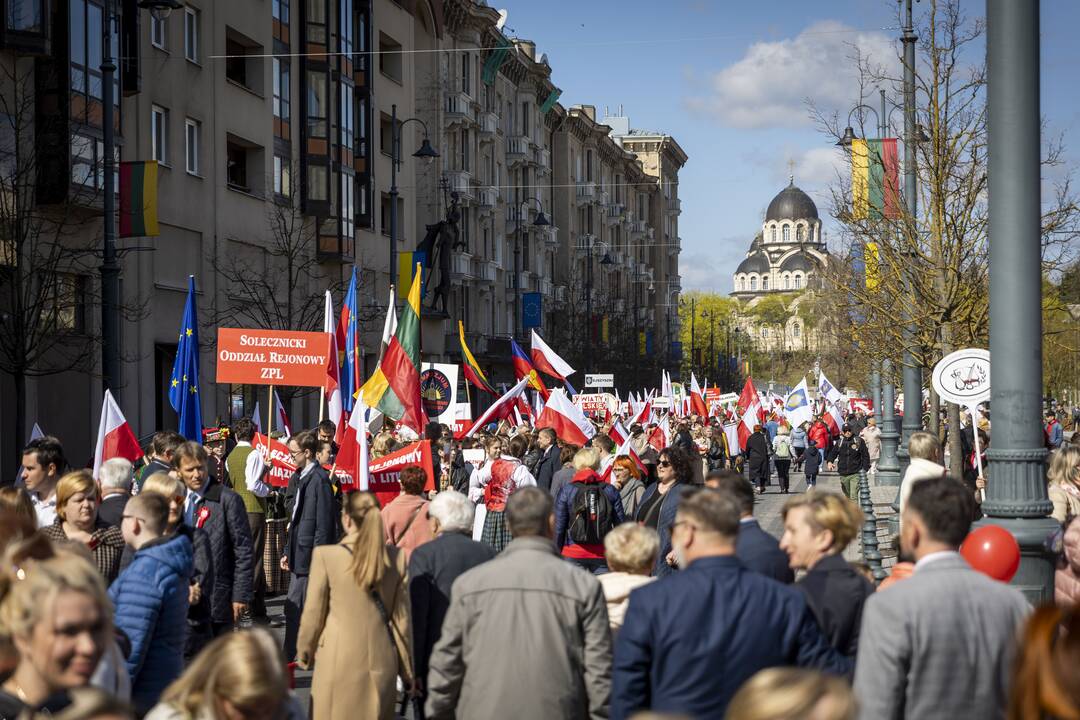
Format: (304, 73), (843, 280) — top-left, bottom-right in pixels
(597, 523), (659, 638)
(0, 551), (112, 716)
(779, 491), (873, 657)
(1047, 446), (1080, 524)
(725, 667), (856, 720)
(143, 629), (302, 720)
(41, 471), (125, 583)
(296, 492), (413, 720)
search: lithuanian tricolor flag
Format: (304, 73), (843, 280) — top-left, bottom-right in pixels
(850, 138), (900, 220)
(459, 321), (495, 395)
(361, 264), (425, 433)
(119, 161), (159, 237)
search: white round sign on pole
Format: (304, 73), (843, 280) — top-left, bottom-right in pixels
(931, 348), (991, 407)
(931, 347), (991, 489)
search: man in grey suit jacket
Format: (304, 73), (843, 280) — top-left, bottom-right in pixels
(854, 476), (1030, 720)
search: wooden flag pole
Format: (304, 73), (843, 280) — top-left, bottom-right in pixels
(318, 389), (325, 424)
(267, 387), (274, 438)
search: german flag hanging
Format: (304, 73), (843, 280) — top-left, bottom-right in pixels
(119, 161), (159, 237)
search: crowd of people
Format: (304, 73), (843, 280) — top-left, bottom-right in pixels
(1, 398), (1079, 720)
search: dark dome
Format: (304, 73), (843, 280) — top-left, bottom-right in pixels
(780, 252), (815, 272)
(736, 251), (770, 275)
(766, 181), (819, 222)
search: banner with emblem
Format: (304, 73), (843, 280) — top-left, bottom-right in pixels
(420, 363), (460, 426)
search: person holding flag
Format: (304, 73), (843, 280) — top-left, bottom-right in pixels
(169, 275), (201, 440)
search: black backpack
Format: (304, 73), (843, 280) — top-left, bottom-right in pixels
(569, 482), (615, 545)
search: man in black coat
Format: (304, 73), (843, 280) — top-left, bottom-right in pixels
(174, 441), (253, 637)
(745, 425), (772, 494)
(281, 429), (340, 662)
(706, 470), (793, 583)
(409, 490), (495, 715)
(533, 428), (561, 494)
(96, 457), (133, 527)
(826, 424), (871, 501)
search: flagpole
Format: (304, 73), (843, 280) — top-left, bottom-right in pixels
(267, 387), (274, 439)
(318, 391), (326, 424)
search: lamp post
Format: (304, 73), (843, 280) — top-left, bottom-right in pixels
(389, 103), (439, 294)
(584, 236), (614, 374)
(96, 0), (182, 402)
(680, 296), (696, 380)
(979, 0), (1057, 602)
(514, 197), (550, 340)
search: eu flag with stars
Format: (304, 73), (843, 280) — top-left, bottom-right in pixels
(169, 276), (202, 440)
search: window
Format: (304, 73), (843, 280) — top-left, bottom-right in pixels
(150, 12), (166, 49)
(7, 0), (45, 33)
(151, 105), (168, 163)
(521, 101), (528, 136)
(308, 165), (327, 201)
(306, 0), (325, 43)
(770, 226), (776, 243)
(339, 0), (352, 54)
(781, 274), (789, 290)
(459, 129), (469, 172)
(793, 324), (801, 339)
(797, 225), (805, 242)
(185, 119), (200, 174)
(339, 81), (353, 151)
(750, 276), (757, 291)
(272, 0), (289, 24)
(461, 52), (470, 95)
(378, 33), (402, 83)
(273, 57), (290, 120)
(355, 96), (367, 158)
(341, 172), (354, 242)
(184, 7), (199, 62)
(782, 224), (790, 243)
(307, 70), (327, 137)
(70, 0), (107, 99)
(762, 276), (769, 291)
(273, 155), (291, 196)
(225, 37), (247, 86)
(42, 274), (87, 333)
(794, 274), (802, 289)
(226, 141), (248, 190)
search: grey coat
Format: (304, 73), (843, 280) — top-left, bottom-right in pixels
(853, 553), (1030, 720)
(425, 536), (612, 720)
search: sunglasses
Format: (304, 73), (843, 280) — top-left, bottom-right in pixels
(658, 460), (671, 468)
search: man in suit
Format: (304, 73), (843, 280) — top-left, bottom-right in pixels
(612, 488), (849, 719)
(409, 491), (495, 716)
(706, 469), (794, 583)
(96, 457), (133, 527)
(854, 476), (1031, 719)
(281, 429), (339, 662)
(174, 441), (253, 637)
(533, 428), (561, 494)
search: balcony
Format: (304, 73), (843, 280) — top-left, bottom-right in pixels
(445, 91), (476, 126)
(667, 197), (682, 216)
(629, 218), (647, 234)
(605, 202), (624, 225)
(478, 110), (499, 137)
(645, 227), (655, 241)
(535, 225), (557, 247)
(446, 170), (474, 202)
(450, 251), (475, 281)
(474, 258), (497, 285)
(477, 185), (498, 209)
(506, 135), (531, 165)
(575, 233), (596, 255)
(535, 147), (551, 175)
(598, 190), (611, 208)
(669, 236), (682, 254)
(555, 285), (568, 304)
(635, 262), (649, 279)
(539, 277), (554, 297)
(518, 271), (532, 291)
(576, 181), (596, 202)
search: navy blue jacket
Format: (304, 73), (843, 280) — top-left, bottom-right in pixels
(285, 464), (339, 576)
(612, 556), (852, 719)
(736, 518), (794, 583)
(802, 439), (822, 476)
(108, 533), (193, 713)
(189, 478), (253, 623)
(634, 482), (690, 578)
(533, 445), (561, 494)
(553, 474), (626, 553)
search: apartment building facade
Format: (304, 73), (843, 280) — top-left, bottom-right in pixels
(0, 0), (684, 469)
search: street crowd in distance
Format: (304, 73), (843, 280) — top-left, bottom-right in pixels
(3, 403), (1080, 720)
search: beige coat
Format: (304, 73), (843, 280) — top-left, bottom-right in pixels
(297, 538), (413, 720)
(597, 571), (654, 639)
(1048, 483), (1080, 524)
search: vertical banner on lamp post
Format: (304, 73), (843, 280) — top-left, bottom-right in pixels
(522, 292), (543, 329)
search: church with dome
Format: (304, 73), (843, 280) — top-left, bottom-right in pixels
(732, 179), (829, 300)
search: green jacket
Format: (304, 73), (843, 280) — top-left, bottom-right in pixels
(225, 444), (267, 515)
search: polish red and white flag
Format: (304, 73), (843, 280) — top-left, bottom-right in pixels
(93, 389), (143, 479)
(736, 377), (764, 451)
(536, 389), (596, 446)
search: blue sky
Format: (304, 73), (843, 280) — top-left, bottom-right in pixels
(502, 0), (1080, 293)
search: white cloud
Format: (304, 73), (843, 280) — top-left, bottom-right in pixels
(688, 20), (895, 129)
(680, 237), (745, 295)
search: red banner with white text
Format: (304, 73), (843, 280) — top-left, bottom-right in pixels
(366, 440), (435, 506)
(253, 433), (296, 488)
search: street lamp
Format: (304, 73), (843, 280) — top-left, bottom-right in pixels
(389, 103), (439, 295)
(98, 0), (186, 403)
(680, 296), (696, 380)
(514, 197), (549, 339)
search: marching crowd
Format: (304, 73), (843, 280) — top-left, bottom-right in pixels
(1, 401), (1080, 720)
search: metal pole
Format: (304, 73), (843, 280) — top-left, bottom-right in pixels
(100, 0), (120, 399)
(897, 0), (923, 475)
(389, 104), (399, 300)
(690, 298), (696, 379)
(515, 205), (521, 340)
(871, 368), (882, 426)
(877, 359), (901, 486)
(586, 240), (592, 374)
(980, 0), (1056, 603)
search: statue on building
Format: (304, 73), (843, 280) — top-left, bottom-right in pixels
(415, 191), (463, 315)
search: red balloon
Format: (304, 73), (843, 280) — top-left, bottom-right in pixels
(960, 525), (1021, 583)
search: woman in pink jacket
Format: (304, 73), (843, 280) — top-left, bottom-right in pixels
(380, 466), (434, 563)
